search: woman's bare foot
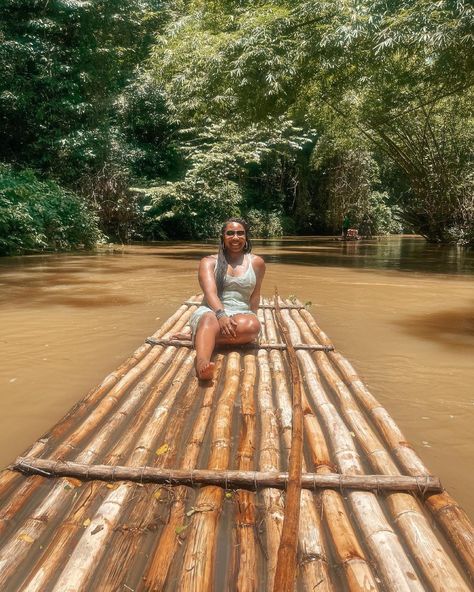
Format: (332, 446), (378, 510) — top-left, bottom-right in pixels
(196, 360), (215, 381)
(169, 331), (192, 341)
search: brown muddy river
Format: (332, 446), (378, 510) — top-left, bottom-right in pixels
(1, 236), (473, 518)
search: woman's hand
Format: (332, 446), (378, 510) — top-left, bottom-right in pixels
(218, 315), (238, 338)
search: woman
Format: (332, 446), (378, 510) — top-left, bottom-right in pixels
(175, 218), (265, 380)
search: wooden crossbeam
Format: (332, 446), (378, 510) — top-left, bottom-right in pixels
(145, 337), (334, 351)
(184, 300), (305, 310)
(12, 457), (442, 493)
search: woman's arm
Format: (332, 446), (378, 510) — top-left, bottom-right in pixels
(198, 255), (238, 337)
(198, 256), (225, 311)
(249, 255), (266, 313)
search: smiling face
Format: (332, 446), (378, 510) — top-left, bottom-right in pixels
(222, 221), (246, 254)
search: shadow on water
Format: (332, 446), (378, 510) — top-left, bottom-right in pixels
(0, 255), (146, 307)
(396, 305), (474, 349)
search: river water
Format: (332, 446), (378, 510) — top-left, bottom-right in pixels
(1, 236), (473, 517)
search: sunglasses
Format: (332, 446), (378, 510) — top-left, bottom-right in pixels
(225, 230), (245, 237)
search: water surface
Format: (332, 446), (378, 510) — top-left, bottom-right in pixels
(1, 236), (472, 517)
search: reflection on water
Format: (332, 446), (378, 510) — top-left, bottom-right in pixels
(0, 236), (473, 519)
(252, 236), (473, 274)
(142, 236), (474, 275)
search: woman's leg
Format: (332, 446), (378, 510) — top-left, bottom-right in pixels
(215, 314), (261, 346)
(194, 312), (220, 379)
(194, 313), (261, 380)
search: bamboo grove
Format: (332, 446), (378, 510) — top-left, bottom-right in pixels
(1, 0), (473, 252)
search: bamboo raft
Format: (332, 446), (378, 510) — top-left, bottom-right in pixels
(0, 295), (473, 592)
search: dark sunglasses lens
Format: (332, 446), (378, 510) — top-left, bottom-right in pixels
(226, 230), (245, 237)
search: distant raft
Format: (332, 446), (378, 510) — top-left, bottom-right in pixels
(0, 295), (473, 592)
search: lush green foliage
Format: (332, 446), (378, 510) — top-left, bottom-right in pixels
(0, 0), (179, 244)
(0, 164), (103, 255)
(1, 0), (164, 176)
(0, 0), (472, 246)
(146, 0), (473, 242)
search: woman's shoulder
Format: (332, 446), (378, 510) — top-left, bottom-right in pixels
(199, 254), (218, 268)
(250, 254), (265, 270)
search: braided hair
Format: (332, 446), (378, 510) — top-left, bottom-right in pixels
(215, 218), (252, 298)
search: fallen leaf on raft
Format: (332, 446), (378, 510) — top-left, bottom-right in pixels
(83, 518), (91, 527)
(154, 489), (162, 500)
(106, 483), (118, 490)
(186, 504), (214, 517)
(225, 492), (233, 499)
(18, 534), (34, 544)
(155, 443), (169, 456)
(91, 525), (104, 535)
(66, 478), (83, 488)
(175, 524), (189, 535)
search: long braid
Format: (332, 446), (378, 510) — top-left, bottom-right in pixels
(215, 217), (252, 298)
(215, 239), (227, 298)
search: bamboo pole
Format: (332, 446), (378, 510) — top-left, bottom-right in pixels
(230, 352), (259, 592)
(56, 351), (201, 592)
(272, 295), (304, 592)
(178, 352), (241, 591)
(147, 337), (333, 351)
(290, 306), (471, 591)
(302, 390), (380, 591)
(333, 350), (474, 582)
(12, 460), (442, 493)
(263, 302), (333, 592)
(94, 358), (203, 592)
(299, 305), (474, 582)
(18, 348), (192, 592)
(0, 343), (188, 589)
(255, 308), (285, 591)
(37, 350), (196, 592)
(143, 356), (224, 591)
(0, 303), (197, 543)
(266, 302), (379, 591)
(277, 304), (424, 592)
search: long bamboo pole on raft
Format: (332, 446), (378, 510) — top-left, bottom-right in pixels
(275, 300), (425, 592)
(0, 301), (197, 540)
(263, 301), (333, 592)
(0, 340), (190, 589)
(254, 308), (285, 592)
(298, 303), (474, 583)
(272, 295), (304, 592)
(12, 460), (442, 493)
(178, 352), (241, 592)
(50, 350), (201, 592)
(266, 300), (381, 591)
(18, 347), (192, 592)
(230, 352), (259, 592)
(142, 355), (224, 591)
(302, 389), (380, 591)
(0, 299), (198, 501)
(289, 304), (471, 592)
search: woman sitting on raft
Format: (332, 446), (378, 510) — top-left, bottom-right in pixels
(174, 218), (265, 380)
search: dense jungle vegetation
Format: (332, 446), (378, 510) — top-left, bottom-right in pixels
(0, 0), (472, 253)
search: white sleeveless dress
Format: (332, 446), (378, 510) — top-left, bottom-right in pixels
(189, 254), (257, 338)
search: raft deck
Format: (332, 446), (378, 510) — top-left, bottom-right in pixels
(0, 296), (473, 591)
